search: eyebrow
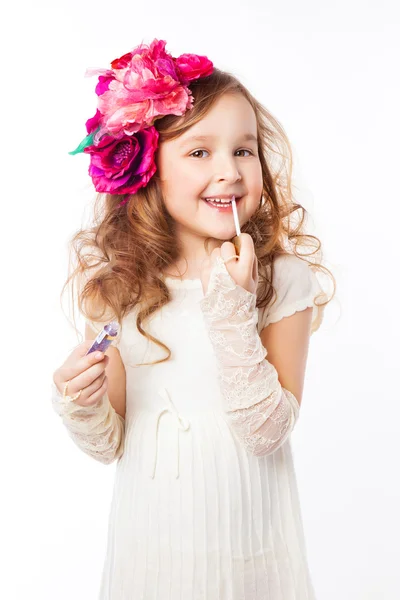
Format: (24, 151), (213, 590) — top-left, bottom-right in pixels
(180, 133), (258, 146)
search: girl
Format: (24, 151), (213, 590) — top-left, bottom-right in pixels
(51, 39), (335, 599)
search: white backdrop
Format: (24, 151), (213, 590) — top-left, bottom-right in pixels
(2, 0), (399, 598)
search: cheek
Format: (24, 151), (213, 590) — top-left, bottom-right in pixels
(178, 162), (204, 184)
(158, 156), (192, 199)
(249, 163), (263, 196)
(169, 166), (206, 200)
(252, 161), (263, 184)
(245, 163), (263, 208)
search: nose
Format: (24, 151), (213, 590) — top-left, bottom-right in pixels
(213, 154), (242, 183)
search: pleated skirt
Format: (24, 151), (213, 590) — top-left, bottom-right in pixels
(98, 408), (316, 600)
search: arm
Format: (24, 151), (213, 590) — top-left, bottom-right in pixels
(259, 307), (312, 408)
(199, 256), (312, 457)
(51, 382), (125, 465)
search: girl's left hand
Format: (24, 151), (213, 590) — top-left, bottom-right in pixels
(200, 233), (258, 296)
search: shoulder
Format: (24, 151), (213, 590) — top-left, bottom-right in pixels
(272, 252), (312, 279)
(258, 253), (326, 335)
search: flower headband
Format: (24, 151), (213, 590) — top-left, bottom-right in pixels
(69, 39), (213, 208)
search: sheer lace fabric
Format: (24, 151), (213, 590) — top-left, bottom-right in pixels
(51, 382), (125, 464)
(199, 256), (300, 457)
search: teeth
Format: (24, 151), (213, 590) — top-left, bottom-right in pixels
(205, 198), (232, 203)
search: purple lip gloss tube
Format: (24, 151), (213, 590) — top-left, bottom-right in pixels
(85, 321), (120, 356)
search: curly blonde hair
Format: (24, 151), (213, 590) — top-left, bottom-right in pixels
(62, 68), (336, 365)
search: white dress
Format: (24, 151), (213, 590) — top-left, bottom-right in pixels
(82, 254), (325, 599)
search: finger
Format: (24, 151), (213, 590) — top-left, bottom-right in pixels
(80, 372), (108, 406)
(60, 359), (109, 400)
(61, 353), (109, 392)
(220, 241), (237, 263)
(235, 233), (255, 268)
(67, 372), (108, 408)
(87, 375), (108, 405)
(75, 339), (101, 357)
(62, 340), (106, 381)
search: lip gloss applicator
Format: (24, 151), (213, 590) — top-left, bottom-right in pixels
(231, 195), (241, 256)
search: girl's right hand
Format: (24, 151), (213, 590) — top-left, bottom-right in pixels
(52, 340), (110, 407)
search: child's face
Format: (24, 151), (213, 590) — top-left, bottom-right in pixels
(156, 93), (263, 246)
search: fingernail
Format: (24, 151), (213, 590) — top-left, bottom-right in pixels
(95, 352), (103, 360)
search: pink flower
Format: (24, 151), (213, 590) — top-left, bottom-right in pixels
(97, 86), (193, 139)
(83, 127), (159, 198)
(95, 74), (115, 96)
(93, 39), (212, 138)
(72, 39), (214, 198)
(85, 109), (102, 135)
(175, 53), (214, 84)
(84, 68), (115, 96)
(84, 75), (114, 134)
(111, 52), (134, 70)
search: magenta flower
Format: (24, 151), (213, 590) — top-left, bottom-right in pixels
(83, 127), (159, 198)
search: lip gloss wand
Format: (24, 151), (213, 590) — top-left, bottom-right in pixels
(231, 195), (241, 256)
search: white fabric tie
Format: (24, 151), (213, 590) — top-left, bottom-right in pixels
(150, 388), (191, 479)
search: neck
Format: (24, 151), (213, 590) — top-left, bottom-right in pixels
(164, 259), (206, 280)
(165, 228), (223, 279)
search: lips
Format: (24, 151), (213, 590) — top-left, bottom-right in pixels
(201, 197), (243, 211)
(201, 196), (243, 204)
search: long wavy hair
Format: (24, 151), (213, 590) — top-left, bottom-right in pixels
(62, 68), (336, 365)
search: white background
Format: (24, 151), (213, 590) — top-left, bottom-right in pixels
(1, 0), (399, 598)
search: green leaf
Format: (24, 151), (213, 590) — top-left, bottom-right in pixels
(68, 131), (96, 155)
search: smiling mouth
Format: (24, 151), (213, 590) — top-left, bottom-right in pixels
(202, 196), (243, 208)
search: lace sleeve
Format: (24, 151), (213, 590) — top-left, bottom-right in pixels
(51, 382), (125, 465)
(199, 256), (300, 457)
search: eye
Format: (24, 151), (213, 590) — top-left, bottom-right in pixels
(189, 148), (254, 158)
(190, 149), (209, 158)
(235, 149), (253, 157)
